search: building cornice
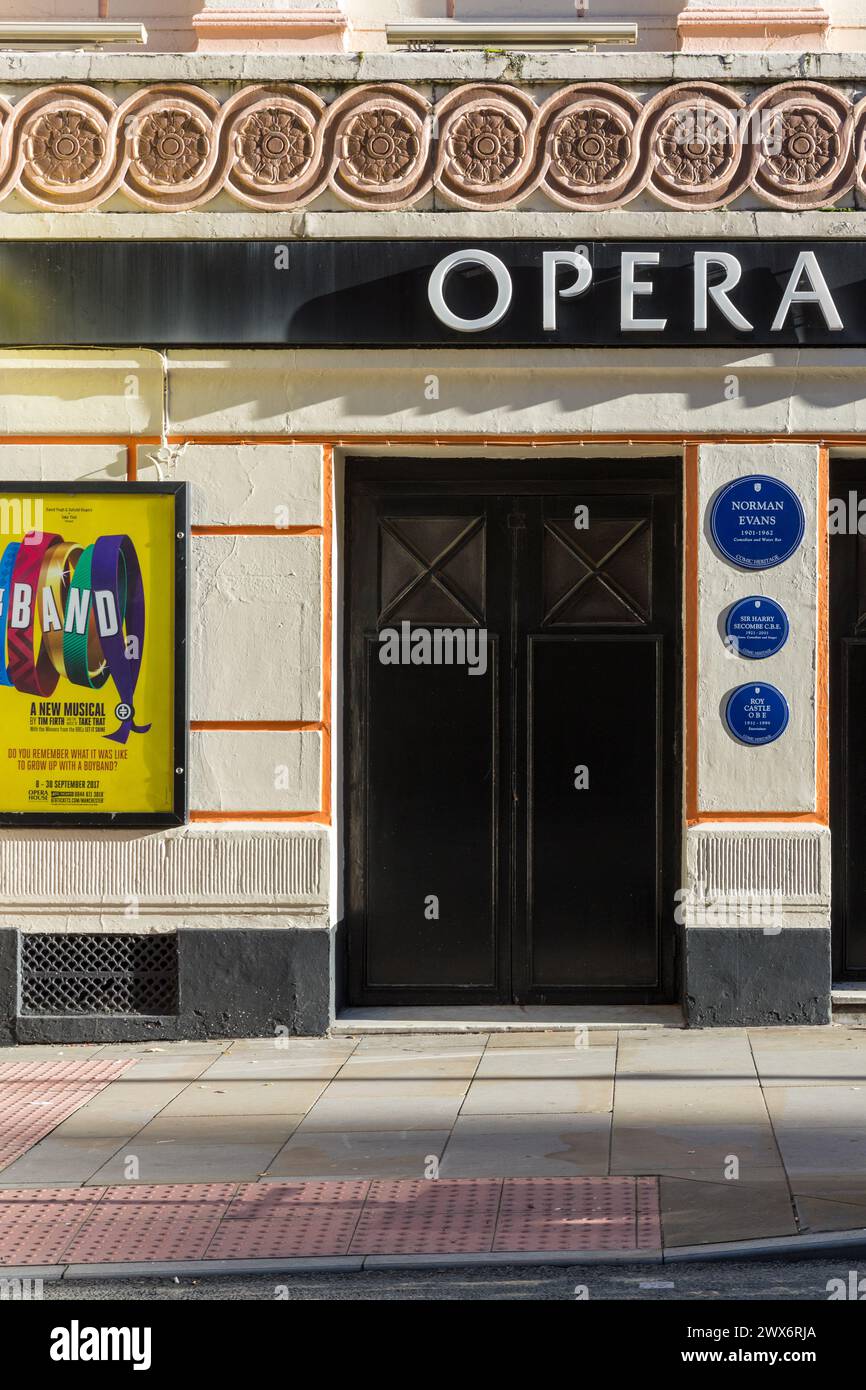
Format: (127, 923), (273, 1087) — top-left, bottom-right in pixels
(1, 51), (866, 85)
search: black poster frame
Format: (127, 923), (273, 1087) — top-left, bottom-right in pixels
(0, 480), (188, 829)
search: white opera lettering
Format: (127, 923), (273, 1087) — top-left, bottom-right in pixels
(427, 247), (845, 336)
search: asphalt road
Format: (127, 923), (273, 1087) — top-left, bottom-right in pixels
(41, 1259), (858, 1300)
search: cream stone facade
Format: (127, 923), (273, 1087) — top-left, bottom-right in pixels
(0, 27), (865, 1036)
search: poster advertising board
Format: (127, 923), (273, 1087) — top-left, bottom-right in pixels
(0, 482), (187, 826)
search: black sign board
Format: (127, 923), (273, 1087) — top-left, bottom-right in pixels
(1, 239), (866, 348)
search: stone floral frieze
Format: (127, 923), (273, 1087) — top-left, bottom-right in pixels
(0, 79), (864, 211)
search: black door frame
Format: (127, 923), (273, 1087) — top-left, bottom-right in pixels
(344, 456), (683, 1007)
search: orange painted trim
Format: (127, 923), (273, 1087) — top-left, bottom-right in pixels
(816, 444), (830, 824)
(0, 435), (161, 446)
(191, 720), (322, 731)
(191, 524), (324, 537)
(321, 444), (334, 822)
(127, 438), (137, 482)
(167, 432), (866, 446)
(190, 811), (329, 823)
(688, 812), (828, 825)
(684, 444), (699, 826)
(0, 430), (864, 445)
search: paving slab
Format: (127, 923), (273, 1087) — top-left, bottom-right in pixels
(460, 1077), (613, 1117)
(795, 1194), (866, 1234)
(439, 1113), (611, 1177)
(86, 1114), (303, 1184)
(336, 1047), (483, 1081)
(610, 1080), (779, 1176)
(484, 1029), (619, 1049)
(0, 1076), (191, 1185)
(157, 1078), (329, 1118)
(198, 1053), (350, 1082)
(0, 1047), (102, 1063)
(50, 1079), (190, 1131)
(474, 1046), (616, 1080)
(348, 1034), (489, 1054)
(299, 1079), (470, 1132)
(660, 1173), (797, 1248)
(101, 1054), (223, 1082)
(763, 1085), (866, 1198)
(265, 1129), (451, 1180)
(617, 1030), (757, 1082)
(227, 1038), (357, 1056)
(749, 1030), (866, 1086)
(92, 1042), (232, 1058)
(0, 1135), (126, 1188)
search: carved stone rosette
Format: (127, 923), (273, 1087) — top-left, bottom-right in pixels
(539, 84), (644, 209)
(329, 84), (431, 209)
(751, 83), (854, 210)
(639, 83), (756, 210)
(0, 78), (863, 212)
(434, 86), (541, 208)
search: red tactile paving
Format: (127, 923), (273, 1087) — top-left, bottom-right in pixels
(204, 1181), (369, 1260)
(0, 1057), (134, 1172)
(0, 1187), (104, 1266)
(493, 1176), (641, 1253)
(0, 1175), (662, 1266)
(63, 1184), (236, 1265)
(350, 1179), (502, 1255)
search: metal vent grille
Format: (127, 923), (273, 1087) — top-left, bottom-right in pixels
(20, 934), (178, 1016)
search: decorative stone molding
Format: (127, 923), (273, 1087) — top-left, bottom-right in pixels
(686, 825), (829, 906)
(0, 826), (328, 908)
(677, 6), (830, 54)
(0, 79), (865, 211)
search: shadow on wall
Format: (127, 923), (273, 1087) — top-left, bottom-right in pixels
(148, 350), (866, 434)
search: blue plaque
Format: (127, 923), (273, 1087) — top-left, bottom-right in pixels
(725, 596), (789, 660)
(725, 683), (790, 746)
(710, 475), (805, 570)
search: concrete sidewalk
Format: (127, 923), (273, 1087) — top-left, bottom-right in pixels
(1, 1026), (865, 1267)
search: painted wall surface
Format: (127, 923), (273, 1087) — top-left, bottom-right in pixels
(696, 443), (821, 815)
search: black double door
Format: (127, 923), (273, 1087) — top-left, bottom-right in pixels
(345, 460), (680, 1005)
(831, 459), (866, 979)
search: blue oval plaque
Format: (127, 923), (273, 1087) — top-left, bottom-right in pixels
(725, 683), (790, 746)
(725, 596), (790, 660)
(710, 475), (805, 570)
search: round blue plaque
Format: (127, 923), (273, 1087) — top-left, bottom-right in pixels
(710, 475), (805, 570)
(725, 596), (789, 660)
(725, 683), (790, 746)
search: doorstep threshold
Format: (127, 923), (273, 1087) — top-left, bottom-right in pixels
(333, 1005), (684, 1034)
(832, 982), (866, 1005)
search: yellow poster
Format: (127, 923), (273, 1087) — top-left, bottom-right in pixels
(0, 486), (183, 822)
